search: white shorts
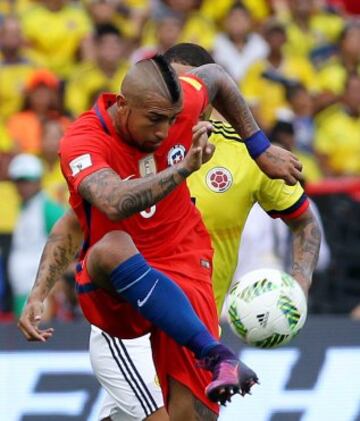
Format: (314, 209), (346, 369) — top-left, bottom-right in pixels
(89, 325), (164, 421)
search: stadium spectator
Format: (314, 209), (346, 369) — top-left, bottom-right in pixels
(283, 83), (323, 181)
(0, 15), (35, 121)
(20, 0), (92, 78)
(40, 119), (68, 205)
(65, 23), (129, 117)
(142, 0), (216, 50)
(315, 73), (360, 176)
(317, 20), (360, 109)
(278, 0), (344, 60)
(240, 18), (319, 131)
(212, 2), (268, 82)
(6, 69), (70, 155)
(85, 0), (149, 41)
(0, 122), (18, 316)
(131, 12), (183, 62)
(8, 154), (64, 317)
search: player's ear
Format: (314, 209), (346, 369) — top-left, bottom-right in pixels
(116, 94), (127, 111)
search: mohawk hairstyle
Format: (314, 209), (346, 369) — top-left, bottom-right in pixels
(163, 43), (215, 67)
(151, 54), (181, 104)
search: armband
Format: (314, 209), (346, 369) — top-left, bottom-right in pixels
(244, 130), (271, 159)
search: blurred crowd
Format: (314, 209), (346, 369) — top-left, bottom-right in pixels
(0, 0), (359, 322)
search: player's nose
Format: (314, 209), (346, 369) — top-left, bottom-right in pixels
(154, 122), (170, 141)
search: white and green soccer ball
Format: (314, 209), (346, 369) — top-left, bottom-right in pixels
(227, 268), (307, 348)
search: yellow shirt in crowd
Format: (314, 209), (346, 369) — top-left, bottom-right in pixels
(315, 105), (360, 176)
(283, 12), (344, 59)
(317, 58), (360, 95)
(21, 2), (91, 78)
(241, 57), (318, 130)
(0, 59), (35, 121)
(65, 61), (129, 117)
(188, 121), (305, 312)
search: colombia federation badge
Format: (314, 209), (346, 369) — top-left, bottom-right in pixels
(206, 167), (233, 193)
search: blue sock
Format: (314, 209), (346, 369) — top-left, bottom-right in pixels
(110, 253), (219, 358)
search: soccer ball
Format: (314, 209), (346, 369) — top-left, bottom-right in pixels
(227, 269), (307, 348)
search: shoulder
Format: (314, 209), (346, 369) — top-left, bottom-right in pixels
(180, 75), (206, 93)
(210, 120), (242, 143)
(60, 111), (105, 149)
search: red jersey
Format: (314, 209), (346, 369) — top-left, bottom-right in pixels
(60, 76), (213, 280)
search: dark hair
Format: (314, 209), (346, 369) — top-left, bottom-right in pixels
(285, 82), (306, 102)
(163, 43), (215, 67)
(94, 23), (122, 40)
(151, 54), (181, 103)
(269, 120), (294, 143)
(229, 1), (250, 15)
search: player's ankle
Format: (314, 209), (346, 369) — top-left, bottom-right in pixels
(199, 344), (237, 370)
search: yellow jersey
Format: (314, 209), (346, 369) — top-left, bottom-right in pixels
(283, 13), (344, 59)
(21, 3), (91, 78)
(0, 58), (35, 121)
(65, 60), (129, 117)
(315, 105), (360, 175)
(317, 58), (360, 95)
(188, 121), (306, 312)
(241, 57), (318, 130)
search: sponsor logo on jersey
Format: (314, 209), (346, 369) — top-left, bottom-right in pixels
(206, 167), (233, 193)
(139, 154), (157, 177)
(69, 154), (92, 176)
(167, 144), (186, 166)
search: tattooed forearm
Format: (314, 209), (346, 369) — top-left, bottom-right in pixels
(30, 210), (83, 302)
(79, 166), (189, 221)
(286, 208), (321, 292)
(190, 64), (259, 139)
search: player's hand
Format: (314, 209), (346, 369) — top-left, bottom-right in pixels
(182, 121), (215, 173)
(18, 299), (54, 342)
(255, 144), (303, 186)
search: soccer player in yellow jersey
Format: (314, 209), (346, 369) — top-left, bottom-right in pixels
(188, 120), (307, 311)
(18, 44), (320, 420)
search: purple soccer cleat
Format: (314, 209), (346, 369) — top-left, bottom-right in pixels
(199, 345), (259, 405)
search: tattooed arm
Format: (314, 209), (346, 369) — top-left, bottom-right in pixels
(18, 209), (83, 341)
(189, 64), (303, 185)
(78, 121), (213, 221)
(283, 207), (321, 296)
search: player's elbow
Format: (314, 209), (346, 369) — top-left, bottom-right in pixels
(104, 207), (123, 221)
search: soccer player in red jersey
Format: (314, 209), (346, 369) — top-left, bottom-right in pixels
(19, 55), (303, 418)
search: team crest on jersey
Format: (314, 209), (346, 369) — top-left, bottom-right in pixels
(167, 144), (186, 166)
(206, 167), (233, 193)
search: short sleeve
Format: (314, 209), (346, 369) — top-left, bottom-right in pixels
(59, 123), (111, 192)
(256, 175), (309, 219)
(179, 75), (209, 115)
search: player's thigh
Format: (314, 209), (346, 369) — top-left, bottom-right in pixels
(90, 326), (164, 420)
(168, 377), (217, 421)
(100, 392), (168, 421)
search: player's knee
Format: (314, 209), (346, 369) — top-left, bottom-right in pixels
(91, 230), (138, 273)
